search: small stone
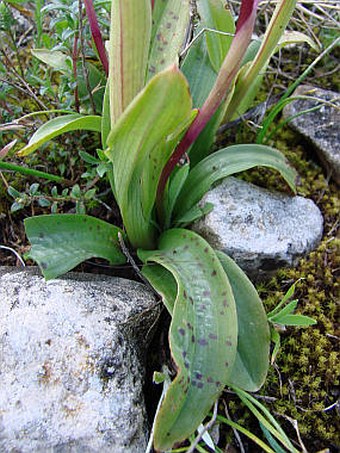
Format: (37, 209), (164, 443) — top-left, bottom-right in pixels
(192, 177), (323, 279)
(0, 267), (160, 452)
(283, 84), (340, 184)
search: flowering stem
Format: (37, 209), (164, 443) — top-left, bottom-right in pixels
(156, 0), (258, 220)
(83, 0), (109, 75)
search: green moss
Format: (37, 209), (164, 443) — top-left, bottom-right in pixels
(219, 117), (339, 450)
(252, 130), (339, 450)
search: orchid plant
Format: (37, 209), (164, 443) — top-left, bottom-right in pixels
(11, 0), (318, 450)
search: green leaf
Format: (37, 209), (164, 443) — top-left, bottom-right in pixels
(181, 35), (217, 108)
(18, 114), (102, 156)
(138, 229), (238, 451)
(38, 198), (51, 208)
(217, 251), (270, 391)
(224, 0), (297, 122)
(7, 186), (21, 198)
(101, 79), (111, 146)
(174, 202), (214, 227)
(197, 0), (235, 73)
(272, 314), (317, 327)
(109, 0), (152, 124)
(141, 263), (177, 314)
(181, 36), (224, 166)
(147, 0), (190, 80)
(270, 327), (281, 364)
(163, 164), (190, 229)
(25, 214), (126, 280)
(77, 62), (106, 112)
(174, 144), (297, 221)
(267, 281), (299, 317)
(268, 299), (298, 322)
(105, 66), (194, 249)
(31, 48), (71, 72)
(277, 30), (320, 52)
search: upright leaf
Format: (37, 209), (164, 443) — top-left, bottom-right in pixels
(147, 0), (190, 79)
(109, 0), (152, 124)
(25, 214), (126, 280)
(105, 67), (194, 249)
(224, 0), (297, 121)
(139, 229), (238, 451)
(197, 0), (235, 72)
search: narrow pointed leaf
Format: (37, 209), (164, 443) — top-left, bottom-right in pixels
(174, 144), (297, 221)
(105, 67), (194, 249)
(224, 0), (296, 121)
(197, 0), (235, 72)
(138, 229), (238, 450)
(25, 214), (126, 280)
(109, 0), (151, 124)
(277, 31), (319, 52)
(217, 251), (270, 391)
(163, 164), (190, 229)
(101, 79), (111, 146)
(268, 300), (298, 322)
(147, 0), (190, 79)
(18, 114), (102, 156)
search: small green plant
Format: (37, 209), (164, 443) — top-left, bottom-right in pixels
(267, 279), (316, 365)
(4, 0), (319, 450)
(7, 182), (97, 214)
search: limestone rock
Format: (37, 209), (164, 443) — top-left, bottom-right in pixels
(0, 267), (160, 452)
(283, 84), (340, 184)
(192, 177), (323, 279)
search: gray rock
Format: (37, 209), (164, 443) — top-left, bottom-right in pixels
(192, 177), (323, 279)
(0, 267), (160, 452)
(283, 84), (340, 184)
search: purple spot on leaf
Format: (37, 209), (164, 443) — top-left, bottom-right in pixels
(208, 333), (218, 340)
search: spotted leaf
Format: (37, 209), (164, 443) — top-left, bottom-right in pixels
(138, 228), (238, 450)
(217, 251), (270, 391)
(25, 214), (126, 280)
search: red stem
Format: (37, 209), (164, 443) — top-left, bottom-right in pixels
(83, 0), (109, 76)
(156, 0), (258, 219)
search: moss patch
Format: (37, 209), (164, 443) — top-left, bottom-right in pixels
(221, 125), (339, 450)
